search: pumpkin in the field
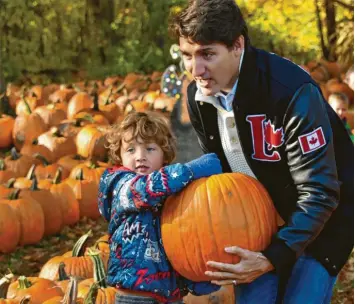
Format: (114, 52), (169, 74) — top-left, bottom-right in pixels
(0, 114), (15, 149)
(161, 173), (279, 281)
(7, 276), (63, 303)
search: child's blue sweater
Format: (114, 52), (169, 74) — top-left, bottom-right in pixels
(98, 164), (220, 303)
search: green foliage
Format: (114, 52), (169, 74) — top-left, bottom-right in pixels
(0, 0), (353, 84)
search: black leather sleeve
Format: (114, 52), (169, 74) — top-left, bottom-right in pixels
(262, 83), (340, 274)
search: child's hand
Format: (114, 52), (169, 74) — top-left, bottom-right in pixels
(185, 153), (222, 179)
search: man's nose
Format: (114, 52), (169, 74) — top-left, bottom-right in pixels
(191, 57), (205, 78)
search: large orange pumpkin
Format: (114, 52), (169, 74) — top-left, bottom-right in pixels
(161, 173), (279, 281)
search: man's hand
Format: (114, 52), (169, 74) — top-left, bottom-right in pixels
(204, 246), (274, 285)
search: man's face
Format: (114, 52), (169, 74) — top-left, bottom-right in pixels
(179, 37), (244, 96)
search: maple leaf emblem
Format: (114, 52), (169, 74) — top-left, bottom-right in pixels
(264, 120), (284, 150)
(309, 137), (318, 145)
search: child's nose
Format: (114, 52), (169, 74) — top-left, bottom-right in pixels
(136, 150), (147, 161)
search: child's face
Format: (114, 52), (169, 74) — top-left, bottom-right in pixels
(329, 99), (348, 120)
(120, 133), (165, 175)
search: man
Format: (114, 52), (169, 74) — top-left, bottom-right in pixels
(170, 0), (354, 303)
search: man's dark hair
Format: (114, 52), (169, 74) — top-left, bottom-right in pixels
(170, 0), (249, 48)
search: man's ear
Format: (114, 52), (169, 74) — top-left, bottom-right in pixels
(233, 35), (245, 55)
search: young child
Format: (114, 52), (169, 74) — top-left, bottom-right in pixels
(98, 112), (222, 304)
(328, 92), (354, 142)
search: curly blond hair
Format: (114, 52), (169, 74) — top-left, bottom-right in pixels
(106, 112), (177, 165)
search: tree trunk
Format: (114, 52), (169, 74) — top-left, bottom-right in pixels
(315, 0), (329, 59)
(325, 0), (337, 61)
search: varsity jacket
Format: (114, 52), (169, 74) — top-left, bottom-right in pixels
(98, 164), (220, 303)
(186, 45), (354, 276)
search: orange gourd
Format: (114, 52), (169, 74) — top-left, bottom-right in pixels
(57, 154), (86, 172)
(69, 160), (107, 186)
(12, 103), (48, 150)
(0, 160), (18, 184)
(21, 178), (63, 237)
(39, 231), (108, 281)
(0, 114), (15, 149)
(75, 125), (108, 161)
(161, 173), (279, 281)
(0, 203), (20, 253)
(64, 169), (101, 220)
(7, 276), (63, 304)
(4, 148), (35, 178)
(38, 168), (80, 227)
(0, 189), (44, 246)
(0, 274), (30, 304)
(20, 139), (54, 163)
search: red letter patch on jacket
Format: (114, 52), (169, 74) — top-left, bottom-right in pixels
(246, 115), (284, 162)
(298, 127), (326, 154)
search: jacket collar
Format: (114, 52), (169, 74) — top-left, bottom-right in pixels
(233, 45), (259, 109)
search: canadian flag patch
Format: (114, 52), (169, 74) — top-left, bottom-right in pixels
(298, 127), (326, 154)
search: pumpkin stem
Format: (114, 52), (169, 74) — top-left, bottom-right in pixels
(22, 97), (32, 114)
(80, 114), (95, 124)
(34, 153), (50, 166)
(20, 296), (31, 304)
(58, 262), (69, 281)
(88, 161), (98, 169)
(10, 147), (21, 160)
(8, 188), (20, 200)
(83, 282), (99, 304)
(87, 248), (107, 288)
(138, 93), (145, 101)
(75, 169), (84, 181)
(122, 88), (128, 97)
(5, 178), (16, 188)
(0, 158), (5, 170)
(30, 176), (39, 191)
(104, 87), (113, 105)
(17, 276), (32, 290)
(62, 276), (79, 304)
(72, 84), (81, 92)
(92, 92), (99, 111)
(51, 127), (61, 137)
(53, 168), (62, 184)
(72, 230), (93, 257)
(94, 237), (109, 251)
(115, 83), (125, 94)
(73, 154), (85, 161)
(0, 273), (15, 298)
(26, 164), (37, 180)
(74, 118), (83, 127)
